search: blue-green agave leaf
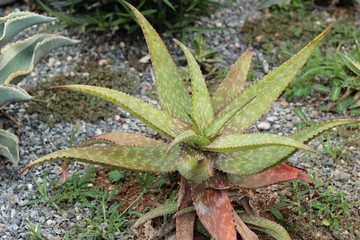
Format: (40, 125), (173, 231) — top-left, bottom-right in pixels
(220, 25), (333, 134)
(51, 85), (191, 139)
(216, 119), (359, 175)
(212, 50), (253, 114)
(0, 34), (79, 85)
(0, 84), (31, 108)
(174, 39), (214, 134)
(202, 133), (314, 153)
(0, 12), (55, 48)
(125, 2), (192, 123)
(0, 129), (19, 165)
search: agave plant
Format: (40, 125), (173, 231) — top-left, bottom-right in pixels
(0, 12), (78, 164)
(21, 2), (359, 239)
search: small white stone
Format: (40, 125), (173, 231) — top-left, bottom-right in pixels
(139, 54), (151, 64)
(27, 184), (33, 190)
(257, 122), (271, 130)
(266, 116), (278, 122)
(120, 41), (126, 48)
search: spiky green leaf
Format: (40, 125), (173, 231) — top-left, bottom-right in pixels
(0, 85), (31, 108)
(216, 119), (359, 175)
(166, 130), (210, 154)
(239, 211), (291, 240)
(22, 145), (180, 174)
(202, 133), (314, 153)
(228, 163), (311, 188)
(220, 25), (333, 134)
(51, 85), (190, 139)
(0, 34), (78, 85)
(212, 50), (253, 114)
(205, 96), (255, 139)
(76, 132), (164, 147)
(174, 39), (214, 134)
(0, 129), (19, 164)
(0, 12), (55, 48)
(176, 149), (212, 183)
(125, 2), (191, 122)
(132, 202), (177, 229)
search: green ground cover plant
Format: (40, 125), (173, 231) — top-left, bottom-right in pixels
(242, 3), (360, 116)
(22, 2), (359, 239)
(270, 177), (359, 239)
(0, 12), (76, 164)
(37, 0), (222, 35)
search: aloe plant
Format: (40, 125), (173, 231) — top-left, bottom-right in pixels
(21, 2), (359, 239)
(0, 12), (78, 164)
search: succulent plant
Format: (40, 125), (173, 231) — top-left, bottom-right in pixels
(0, 11), (78, 164)
(21, 2), (359, 239)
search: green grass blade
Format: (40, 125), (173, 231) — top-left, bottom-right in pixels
(0, 85), (31, 108)
(212, 50), (253, 114)
(0, 12), (55, 48)
(238, 211), (291, 240)
(22, 145), (181, 174)
(339, 53), (360, 76)
(174, 39), (214, 134)
(0, 129), (19, 164)
(216, 119), (359, 175)
(124, 2), (192, 123)
(51, 85), (190, 139)
(202, 133), (314, 153)
(221, 25), (333, 134)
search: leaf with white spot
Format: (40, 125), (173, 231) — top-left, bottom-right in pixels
(238, 211), (291, 240)
(212, 49), (253, 114)
(205, 96), (255, 139)
(76, 132), (164, 147)
(125, 2), (191, 123)
(174, 39), (214, 135)
(176, 149), (212, 184)
(202, 133), (314, 153)
(132, 202), (177, 229)
(166, 130), (210, 154)
(21, 145), (180, 174)
(220, 25), (333, 134)
(192, 184), (236, 240)
(216, 119), (359, 175)
(51, 85), (190, 139)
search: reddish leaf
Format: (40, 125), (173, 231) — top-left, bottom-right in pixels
(229, 163), (312, 188)
(192, 185), (236, 240)
(176, 177), (195, 240)
(205, 171), (230, 190)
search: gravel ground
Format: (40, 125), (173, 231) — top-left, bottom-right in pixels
(0, 0), (359, 239)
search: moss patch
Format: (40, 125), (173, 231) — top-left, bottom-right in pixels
(27, 59), (139, 126)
